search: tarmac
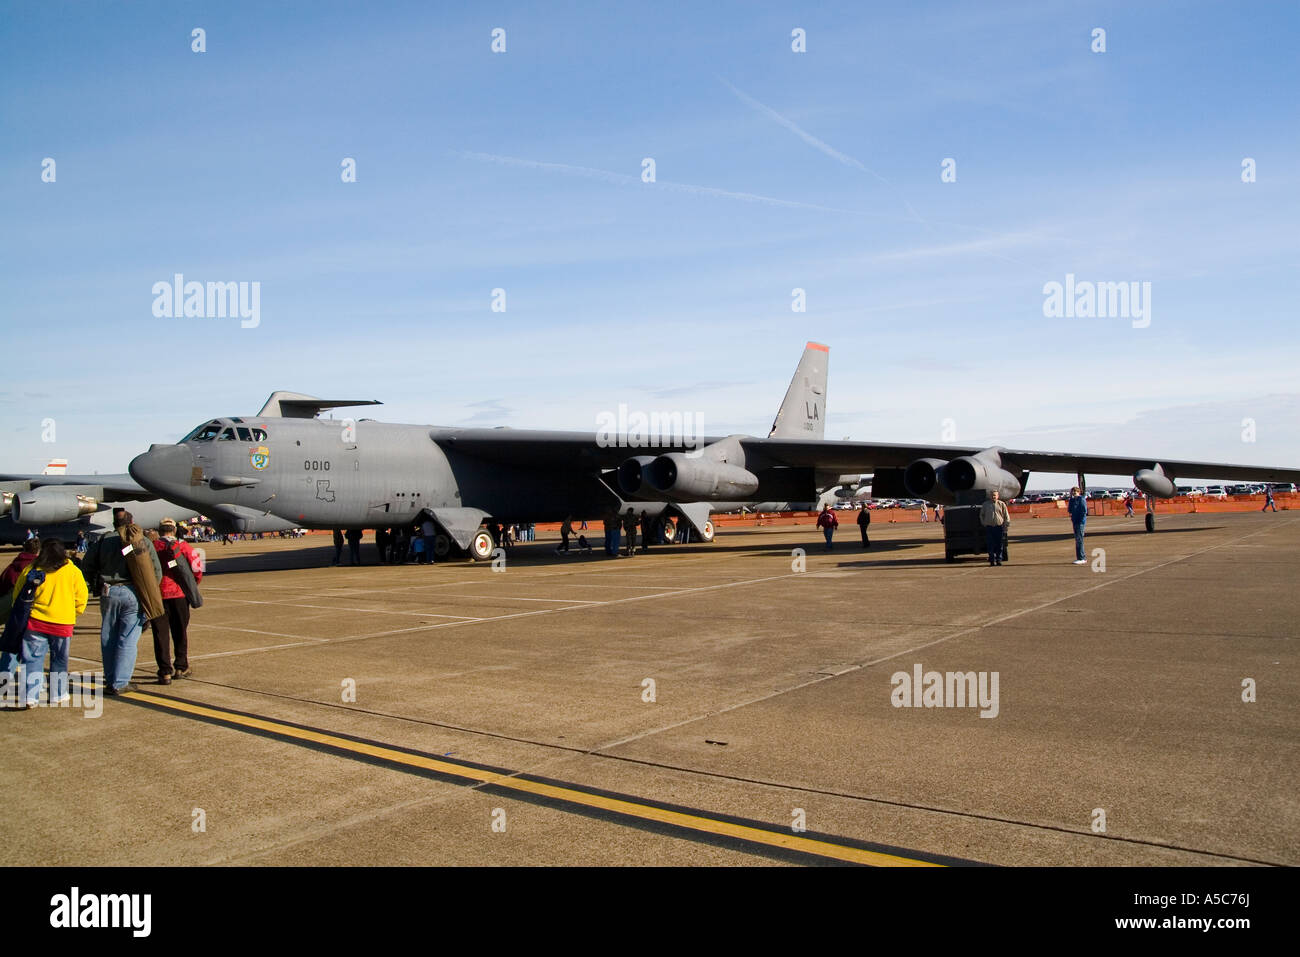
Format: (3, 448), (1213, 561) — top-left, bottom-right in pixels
(3, 510), (1296, 866)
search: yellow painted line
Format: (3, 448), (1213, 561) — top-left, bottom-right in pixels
(119, 689), (941, 867)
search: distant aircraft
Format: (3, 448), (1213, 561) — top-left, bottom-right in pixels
(125, 342), (1300, 559)
(0, 458), (296, 545)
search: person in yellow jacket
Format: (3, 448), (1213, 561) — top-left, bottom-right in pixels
(13, 539), (88, 706)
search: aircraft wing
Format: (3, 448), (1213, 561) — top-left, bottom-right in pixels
(0, 472), (158, 501)
(742, 439), (1300, 483)
(430, 428), (1300, 484)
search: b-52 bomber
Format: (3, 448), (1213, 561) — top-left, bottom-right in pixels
(122, 343), (1300, 561)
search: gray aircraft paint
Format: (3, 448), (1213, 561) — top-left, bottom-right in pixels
(125, 342), (1300, 549)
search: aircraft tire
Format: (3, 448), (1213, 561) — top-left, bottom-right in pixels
(699, 520), (715, 542)
(433, 533), (452, 559)
(467, 530), (495, 561)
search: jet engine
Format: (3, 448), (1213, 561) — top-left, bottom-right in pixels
(646, 454), (759, 500)
(903, 447), (1023, 503)
(616, 456), (659, 498)
(938, 448), (1024, 501)
(639, 437), (760, 501)
(10, 488), (99, 525)
(903, 458), (950, 501)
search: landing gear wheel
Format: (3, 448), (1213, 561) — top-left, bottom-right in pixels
(658, 518), (675, 544)
(433, 533), (452, 559)
(699, 520), (715, 542)
(1145, 512), (1155, 533)
(467, 530), (495, 561)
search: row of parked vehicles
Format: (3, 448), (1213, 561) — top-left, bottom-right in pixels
(842, 483), (1297, 510)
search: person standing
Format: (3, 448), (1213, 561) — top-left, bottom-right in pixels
(2, 538), (40, 592)
(979, 491), (1009, 566)
(817, 505), (838, 550)
(150, 518), (202, 684)
(622, 508), (638, 557)
(857, 505), (871, 549)
(920, 502), (929, 523)
(1124, 491), (1134, 518)
(10, 539), (88, 707)
(345, 528), (363, 565)
(1068, 486), (1088, 564)
(0, 539), (42, 677)
(557, 516), (573, 554)
(1263, 487), (1276, 512)
(331, 528), (344, 566)
(420, 517), (437, 564)
(82, 510), (164, 695)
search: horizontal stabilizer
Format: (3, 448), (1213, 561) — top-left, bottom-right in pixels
(258, 392), (383, 419)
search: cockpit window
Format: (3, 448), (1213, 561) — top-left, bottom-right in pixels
(218, 428), (236, 441)
(250, 428), (267, 441)
(182, 421), (223, 443)
(236, 427), (253, 442)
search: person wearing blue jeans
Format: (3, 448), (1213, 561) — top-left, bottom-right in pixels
(979, 491), (1009, 566)
(100, 584), (147, 693)
(81, 510), (163, 694)
(19, 630), (70, 705)
(1068, 487), (1088, 564)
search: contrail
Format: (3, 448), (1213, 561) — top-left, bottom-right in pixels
(452, 150), (856, 214)
(718, 78), (924, 223)
(719, 78), (884, 181)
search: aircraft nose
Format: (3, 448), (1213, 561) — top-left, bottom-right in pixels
(129, 443), (195, 494)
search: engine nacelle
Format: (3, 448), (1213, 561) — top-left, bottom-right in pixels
(646, 453), (759, 501)
(904, 459), (948, 498)
(11, 489), (99, 525)
(938, 448), (1023, 502)
(1134, 467), (1175, 498)
(616, 456), (659, 498)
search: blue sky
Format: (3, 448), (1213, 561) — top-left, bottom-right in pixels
(3, 0), (1297, 484)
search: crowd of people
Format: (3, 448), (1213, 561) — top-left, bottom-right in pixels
(326, 510), (694, 567)
(1, 509), (203, 707)
(813, 488), (1102, 567)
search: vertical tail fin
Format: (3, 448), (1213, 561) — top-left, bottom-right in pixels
(768, 342), (828, 439)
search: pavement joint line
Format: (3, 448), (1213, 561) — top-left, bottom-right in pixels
(188, 623), (331, 642)
(98, 685), (970, 868)
(102, 673), (1284, 867)
(422, 594), (601, 604)
(173, 571), (809, 659)
(155, 519), (1295, 660)
(199, 595), (485, 620)
(585, 518), (1299, 759)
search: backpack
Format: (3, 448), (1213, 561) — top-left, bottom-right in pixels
(1, 568), (46, 655)
(160, 539), (203, 609)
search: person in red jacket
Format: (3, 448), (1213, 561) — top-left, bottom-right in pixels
(150, 518), (202, 684)
(816, 505), (839, 551)
(1, 538), (40, 591)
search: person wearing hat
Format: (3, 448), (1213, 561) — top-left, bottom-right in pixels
(149, 517), (203, 684)
(82, 509), (164, 694)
